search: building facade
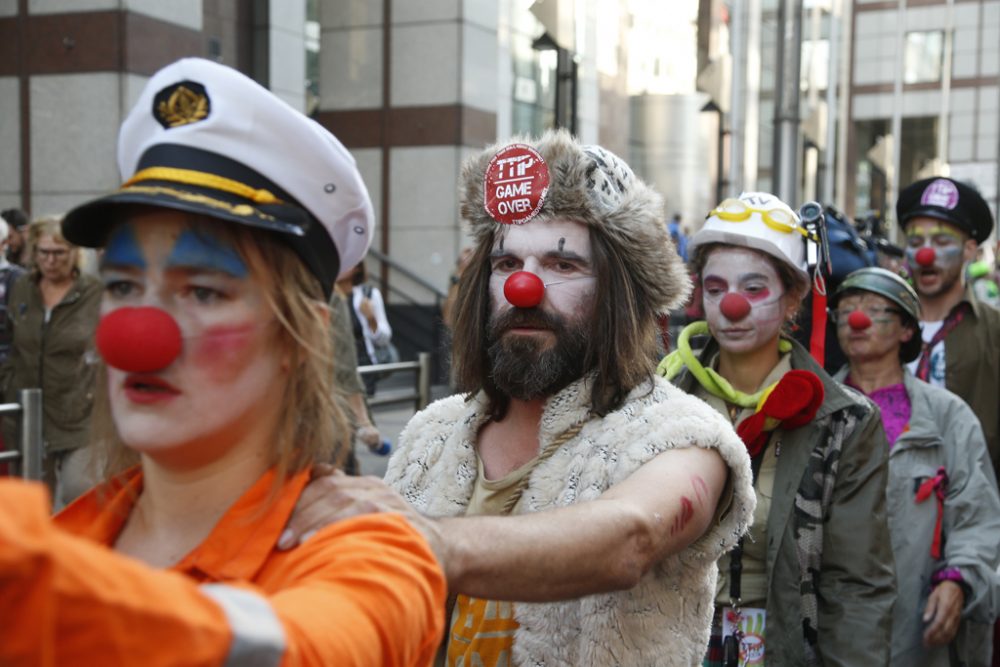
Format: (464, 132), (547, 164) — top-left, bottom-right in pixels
(849, 0), (999, 240)
(0, 0), (307, 218)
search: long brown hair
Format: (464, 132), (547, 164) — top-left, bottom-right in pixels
(450, 224), (660, 419)
(90, 215), (351, 483)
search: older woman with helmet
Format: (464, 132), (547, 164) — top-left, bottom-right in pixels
(832, 267), (1000, 667)
(658, 192), (896, 666)
(0, 58), (444, 666)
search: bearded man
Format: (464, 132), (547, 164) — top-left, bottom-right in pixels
(285, 131), (755, 666)
(897, 177), (1000, 483)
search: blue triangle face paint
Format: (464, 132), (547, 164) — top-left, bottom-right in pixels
(102, 225), (147, 269)
(166, 229), (248, 278)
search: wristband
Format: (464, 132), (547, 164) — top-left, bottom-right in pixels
(931, 567), (964, 585)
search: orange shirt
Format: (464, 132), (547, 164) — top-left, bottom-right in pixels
(447, 595), (519, 667)
(0, 469), (445, 667)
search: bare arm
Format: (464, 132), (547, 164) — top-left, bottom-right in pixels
(286, 446), (728, 602)
(345, 392), (380, 449)
(434, 446), (726, 600)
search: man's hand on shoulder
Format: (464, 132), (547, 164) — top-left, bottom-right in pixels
(280, 466), (448, 568)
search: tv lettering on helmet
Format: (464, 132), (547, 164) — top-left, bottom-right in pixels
(742, 193), (776, 208)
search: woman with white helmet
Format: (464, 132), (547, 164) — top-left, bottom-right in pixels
(658, 192), (895, 666)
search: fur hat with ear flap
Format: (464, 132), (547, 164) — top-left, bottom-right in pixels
(459, 129), (692, 312)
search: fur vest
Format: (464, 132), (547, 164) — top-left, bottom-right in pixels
(386, 375), (755, 666)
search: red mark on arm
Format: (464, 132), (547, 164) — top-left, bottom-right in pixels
(670, 476), (713, 537)
(691, 475), (710, 506)
(670, 496), (695, 536)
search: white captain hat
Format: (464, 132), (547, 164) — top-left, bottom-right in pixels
(62, 57), (373, 295)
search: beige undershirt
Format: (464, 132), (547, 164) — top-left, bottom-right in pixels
(694, 353), (791, 608)
(465, 454), (538, 517)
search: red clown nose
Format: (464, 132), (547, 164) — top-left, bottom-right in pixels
(96, 307), (183, 373)
(915, 247), (936, 267)
(503, 271), (545, 308)
(847, 310), (872, 331)
(719, 293), (752, 321)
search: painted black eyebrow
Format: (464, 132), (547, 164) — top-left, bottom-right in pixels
(489, 247), (590, 264)
(543, 249), (591, 267)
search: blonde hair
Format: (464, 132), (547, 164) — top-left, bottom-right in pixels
(90, 215), (351, 484)
(27, 215), (85, 274)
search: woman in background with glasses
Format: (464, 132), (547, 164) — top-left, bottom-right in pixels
(658, 192), (896, 666)
(1, 215), (102, 508)
(832, 267), (1000, 667)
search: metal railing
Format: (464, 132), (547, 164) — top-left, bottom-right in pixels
(0, 388), (44, 480)
(358, 352), (432, 411)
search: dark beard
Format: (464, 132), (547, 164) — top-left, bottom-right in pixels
(487, 307), (589, 401)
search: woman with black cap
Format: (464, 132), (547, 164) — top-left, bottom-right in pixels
(833, 267), (1000, 667)
(0, 58), (444, 666)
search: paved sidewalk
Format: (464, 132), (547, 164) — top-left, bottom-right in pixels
(353, 373), (453, 478)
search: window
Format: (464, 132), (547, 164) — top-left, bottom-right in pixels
(904, 31), (944, 84)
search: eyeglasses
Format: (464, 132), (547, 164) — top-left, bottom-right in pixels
(710, 198), (810, 238)
(830, 305), (901, 323)
(36, 248), (70, 261)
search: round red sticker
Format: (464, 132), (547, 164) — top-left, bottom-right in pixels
(483, 144), (549, 224)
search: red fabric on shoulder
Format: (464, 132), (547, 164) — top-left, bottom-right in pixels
(735, 370), (825, 458)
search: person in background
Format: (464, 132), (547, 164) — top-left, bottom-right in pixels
(1, 208), (30, 267)
(898, 177), (1000, 485)
(659, 192), (895, 666)
(329, 286), (388, 472)
(0, 57), (444, 666)
(1, 215), (102, 508)
(0, 218), (25, 363)
(832, 267), (1000, 666)
(967, 259), (999, 309)
(336, 262), (394, 396)
(0, 217), (25, 475)
(668, 212), (689, 262)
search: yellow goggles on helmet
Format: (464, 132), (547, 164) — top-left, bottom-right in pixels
(710, 198), (810, 238)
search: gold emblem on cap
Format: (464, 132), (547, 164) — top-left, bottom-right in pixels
(156, 85), (209, 128)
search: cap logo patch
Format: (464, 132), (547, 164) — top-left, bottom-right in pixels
(920, 178), (959, 210)
(484, 144), (549, 224)
(154, 81), (210, 129)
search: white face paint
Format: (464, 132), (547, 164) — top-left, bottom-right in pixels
(834, 292), (910, 364)
(488, 218), (596, 338)
(904, 217), (969, 298)
(702, 247), (787, 355)
(100, 210), (286, 469)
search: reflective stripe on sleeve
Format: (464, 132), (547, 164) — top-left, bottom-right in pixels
(200, 583), (286, 667)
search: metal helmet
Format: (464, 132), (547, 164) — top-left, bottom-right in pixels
(833, 267), (922, 362)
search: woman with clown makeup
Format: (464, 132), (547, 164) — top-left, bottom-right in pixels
(658, 192), (896, 667)
(0, 59), (444, 665)
(831, 267), (1000, 667)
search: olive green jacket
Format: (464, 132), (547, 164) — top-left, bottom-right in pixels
(1, 272), (102, 452)
(671, 339), (896, 667)
(936, 287), (1000, 485)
